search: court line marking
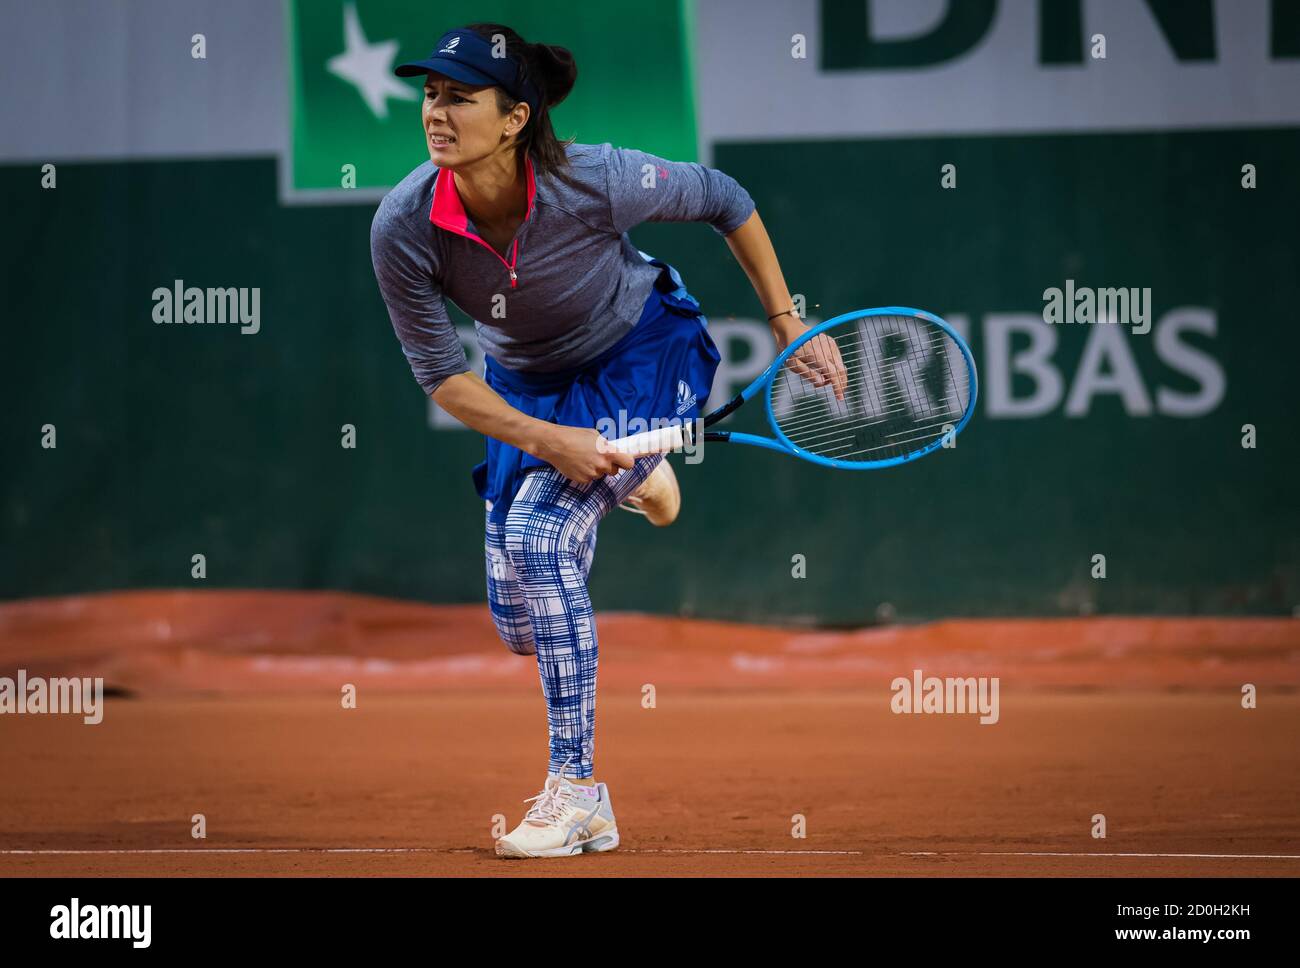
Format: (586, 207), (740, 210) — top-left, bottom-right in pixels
(0, 849), (458, 855)
(626, 849), (866, 855)
(904, 851), (1300, 860)
(3, 849), (1297, 859)
(0, 848), (864, 856)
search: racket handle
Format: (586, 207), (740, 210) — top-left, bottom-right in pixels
(604, 422), (694, 455)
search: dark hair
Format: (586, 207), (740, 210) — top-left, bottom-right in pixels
(463, 23), (579, 186)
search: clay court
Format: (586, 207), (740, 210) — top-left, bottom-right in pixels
(2, 592), (1297, 877)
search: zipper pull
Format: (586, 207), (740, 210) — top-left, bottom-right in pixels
(509, 268), (517, 288)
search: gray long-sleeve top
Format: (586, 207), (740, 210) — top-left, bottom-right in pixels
(370, 142), (756, 395)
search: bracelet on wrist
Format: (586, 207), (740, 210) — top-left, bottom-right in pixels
(768, 308), (799, 322)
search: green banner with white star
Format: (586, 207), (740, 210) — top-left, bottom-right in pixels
(286, 0), (698, 199)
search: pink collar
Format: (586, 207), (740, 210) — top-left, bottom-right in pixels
(429, 153), (537, 238)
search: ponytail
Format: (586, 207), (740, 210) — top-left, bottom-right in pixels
(464, 24), (580, 187)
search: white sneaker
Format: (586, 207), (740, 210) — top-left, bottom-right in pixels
(495, 767), (621, 859)
(617, 458), (681, 526)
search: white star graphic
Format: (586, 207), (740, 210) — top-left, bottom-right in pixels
(326, 3), (417, 120)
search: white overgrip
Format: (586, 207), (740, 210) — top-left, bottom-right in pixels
(604, 422), (694, 455)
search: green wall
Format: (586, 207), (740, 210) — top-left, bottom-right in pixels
(3, 126), (1297, 620)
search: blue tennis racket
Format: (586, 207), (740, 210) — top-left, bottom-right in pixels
(609, 307), (977, 468)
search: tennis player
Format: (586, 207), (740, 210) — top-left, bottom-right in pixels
(370, 23), (841, 858)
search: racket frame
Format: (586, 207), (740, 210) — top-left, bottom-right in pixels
(607, 306), (978, 468)
(712, 306), (978, 469)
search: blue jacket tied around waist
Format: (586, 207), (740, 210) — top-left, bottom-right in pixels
(473, 253), (720, 525)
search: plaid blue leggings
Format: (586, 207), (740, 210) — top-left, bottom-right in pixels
(484, 454), (663, 779)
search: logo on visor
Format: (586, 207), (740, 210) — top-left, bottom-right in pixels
(438, 37), (461, 55)
(675, 380), (697, 416)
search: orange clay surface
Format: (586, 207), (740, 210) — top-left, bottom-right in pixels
(1, 591), (1297, 877)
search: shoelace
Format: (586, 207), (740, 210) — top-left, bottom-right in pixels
(523, 757), (578, 825)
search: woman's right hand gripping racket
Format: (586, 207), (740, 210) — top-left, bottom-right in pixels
(606, 307), (977, 469)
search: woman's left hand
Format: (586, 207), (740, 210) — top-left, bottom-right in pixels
(773, 316), (848, 402)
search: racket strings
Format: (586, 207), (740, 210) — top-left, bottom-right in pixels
(774, 326), (960, 424)
(775, 346), (954, 436)
(781, 349), (968, 457)
(782, 353), (968, 456)
(773, 342), (954, 431)
(770, 315), (971, 463)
